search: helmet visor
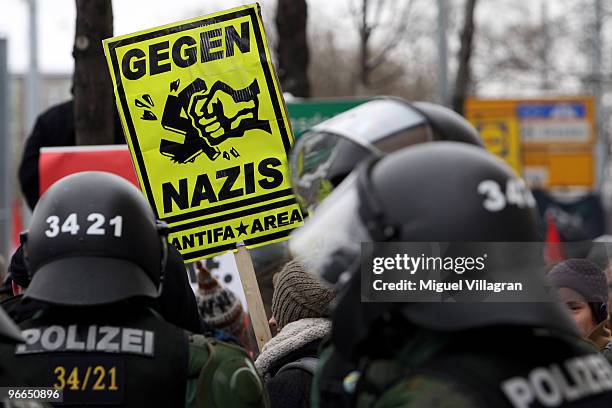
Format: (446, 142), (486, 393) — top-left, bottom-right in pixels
(290, 99), (433, 213)
(289, 173), (371, 286)
(290, 132), (374, 215)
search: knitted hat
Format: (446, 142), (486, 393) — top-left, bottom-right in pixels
(194, 261), (245, 339)
(271, 260), (336, 330)
(548, 258), (609, 324)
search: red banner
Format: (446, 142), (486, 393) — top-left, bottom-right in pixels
(39, 145), (138, 196)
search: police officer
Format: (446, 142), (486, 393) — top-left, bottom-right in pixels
(290, 97), (483, 213)
(290, 143), (612, 407)
(290, 98), (486, 405)
(0, 172), (267, 407)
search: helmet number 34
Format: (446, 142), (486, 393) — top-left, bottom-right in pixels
(45, 214), (124, 238)
(477, 179), (536, 212)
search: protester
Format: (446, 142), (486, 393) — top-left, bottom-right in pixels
(290, 142), (612, 406)
(549, 258), (612, 356)
(18, 100), (125, 210)
(0, 172), (268, 407)
(255, 260), (335, 408)
(194, 261), (246, 343)
(587, 236), (612, 315)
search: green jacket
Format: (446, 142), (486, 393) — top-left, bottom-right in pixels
(187, 335), (268, 408)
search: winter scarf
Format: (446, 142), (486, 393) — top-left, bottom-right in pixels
(255, 317), (331, 381)
(587, 319), (612, 352)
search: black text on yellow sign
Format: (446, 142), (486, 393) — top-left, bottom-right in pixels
(103, 4), (303, 260)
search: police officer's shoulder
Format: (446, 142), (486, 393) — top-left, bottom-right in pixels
(187, 334), (268, 408)
(371, 374), (486, 408)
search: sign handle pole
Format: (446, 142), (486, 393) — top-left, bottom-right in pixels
(234, 241), (272, 351)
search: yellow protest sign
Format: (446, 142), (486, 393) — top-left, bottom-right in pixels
(103, 4), (303, 261)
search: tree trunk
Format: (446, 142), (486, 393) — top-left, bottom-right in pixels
(73, 0), (114, 145)
(275, 0), (311, 97)
(452, 0), (478, 116)
(359, 0), (370, 89)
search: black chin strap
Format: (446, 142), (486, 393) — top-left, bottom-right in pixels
(356, 160), (399, 242)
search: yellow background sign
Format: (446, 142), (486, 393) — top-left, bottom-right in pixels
(104, 4), (303, 261)
(466, 97), (596, 189)
(522, 150), (594, 188)
(473, 117), (522, 174)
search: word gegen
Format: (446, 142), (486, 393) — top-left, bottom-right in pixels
(121, 21), (251, 80)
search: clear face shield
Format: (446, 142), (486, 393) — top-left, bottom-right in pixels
(289, 172), (373, 286)
(290, 99), (434, 214)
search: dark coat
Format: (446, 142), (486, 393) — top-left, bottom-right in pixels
(18, 100), (125, 210)
(265, 339), (321, 408)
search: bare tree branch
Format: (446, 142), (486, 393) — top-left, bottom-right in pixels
(370, 0), (387, 31)
(371, 64), (405, 87)
(452, 0), (478, 115)
(367, 0), (414, 72)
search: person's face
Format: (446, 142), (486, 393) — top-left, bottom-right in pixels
(558, 287), (597, 337)
(268, 315), (278, 336)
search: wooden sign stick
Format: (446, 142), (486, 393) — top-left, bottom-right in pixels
(234, 241), (272, 351)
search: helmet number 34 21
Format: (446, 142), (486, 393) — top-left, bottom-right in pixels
(45, 214), (124, 238)
(477, 179), (536, 212)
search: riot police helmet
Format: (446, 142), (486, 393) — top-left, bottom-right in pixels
(290, 98), (483, 213)
(290, 142), (577, 359)
(22, 171), (168, 306)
